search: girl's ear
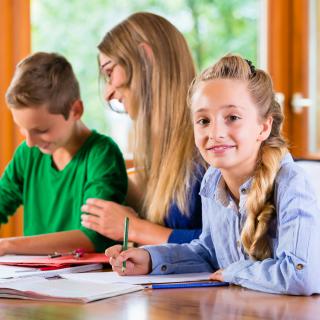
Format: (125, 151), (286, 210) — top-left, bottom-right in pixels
(69, 99), (84, 120)
(258, 116), (273, 141)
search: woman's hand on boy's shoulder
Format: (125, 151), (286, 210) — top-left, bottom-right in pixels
(81, 199), (138, 241)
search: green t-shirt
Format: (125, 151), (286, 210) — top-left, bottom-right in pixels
(0, 130), (127, 252)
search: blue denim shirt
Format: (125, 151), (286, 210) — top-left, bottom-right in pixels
(145, 154), (320, 295)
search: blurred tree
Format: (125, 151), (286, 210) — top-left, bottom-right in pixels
(32, 0), (259, 149)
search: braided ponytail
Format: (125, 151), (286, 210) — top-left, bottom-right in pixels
(242, 144), (287, 260)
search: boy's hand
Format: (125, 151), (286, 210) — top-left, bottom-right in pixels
(81, 199), (137, 241)
(0, 239), (8, 256)
(106, 245), (152, 275)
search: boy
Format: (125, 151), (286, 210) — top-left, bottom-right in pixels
(0, 52), (127, 255)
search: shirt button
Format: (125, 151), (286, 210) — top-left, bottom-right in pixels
(296, 264), (304, 270)
(236, 240), (241, 247)
(241, 188), (246, 194)
(161, 265), (167, 272)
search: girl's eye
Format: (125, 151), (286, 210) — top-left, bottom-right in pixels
(227, 115), (241, 122)
(196, 118), (210, 126)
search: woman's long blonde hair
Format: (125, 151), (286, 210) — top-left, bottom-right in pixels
(188, 54), (288, 260)
(98, 12), (199, 223)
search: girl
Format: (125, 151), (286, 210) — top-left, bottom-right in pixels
(106, 54), (320, 295)
(81, 12), (204, 245)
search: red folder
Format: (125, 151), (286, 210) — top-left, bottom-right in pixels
(0, 253), (109, 268)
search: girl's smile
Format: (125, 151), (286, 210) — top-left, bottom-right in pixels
(206, 144), (237, 154)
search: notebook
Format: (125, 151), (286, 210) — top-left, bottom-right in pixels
(0, 277), (143, 303)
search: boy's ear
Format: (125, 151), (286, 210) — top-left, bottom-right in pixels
(258, 116), (273, 141)
(69, 100), (83, 119)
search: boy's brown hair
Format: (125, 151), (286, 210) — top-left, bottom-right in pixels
(5, 52), (80, 119)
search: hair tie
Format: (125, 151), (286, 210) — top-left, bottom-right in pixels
(245, 59), (256, 76)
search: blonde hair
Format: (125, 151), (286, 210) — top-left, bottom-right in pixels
(98, 12), (199, 223)
(189, 54), (288, 260)
(6, 52), (80, 119)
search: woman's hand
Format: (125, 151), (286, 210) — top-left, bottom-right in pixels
(106, 245), (152, 275)
(209, 269), (224, 282)
(81, 199), (138, 241)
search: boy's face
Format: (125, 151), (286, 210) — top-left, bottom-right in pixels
(11, 105), (78, 155)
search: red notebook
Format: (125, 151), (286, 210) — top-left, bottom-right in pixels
(0, 253), (109, 268)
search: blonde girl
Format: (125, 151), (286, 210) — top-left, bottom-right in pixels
(106, 54), (320, 295)
(81, 12), (204, 245)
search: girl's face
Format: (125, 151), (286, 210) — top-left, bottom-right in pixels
(99, 53), (135, 118)
(192, 79), (272, 177)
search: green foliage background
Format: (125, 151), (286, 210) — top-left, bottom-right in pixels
(31, 0), (259, 134)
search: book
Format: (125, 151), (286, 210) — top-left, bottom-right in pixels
(0, 277), (143, 303)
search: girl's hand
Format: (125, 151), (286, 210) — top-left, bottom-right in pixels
(209, 269), (224, 282)
(106, 245), (152, 275)
(81, 199), (138, 241)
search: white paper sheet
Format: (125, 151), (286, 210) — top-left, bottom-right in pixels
(0, 263), (103, 279)
(0, 265), (38, 279)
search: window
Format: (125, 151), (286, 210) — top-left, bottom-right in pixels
(31, 0), (261, 158)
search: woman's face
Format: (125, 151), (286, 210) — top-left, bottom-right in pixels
(99, 52), (135, 118)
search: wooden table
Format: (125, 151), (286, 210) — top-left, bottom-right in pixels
(0, 285), (319, 320)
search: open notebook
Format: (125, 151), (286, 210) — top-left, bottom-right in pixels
(0, 277), (143, 303)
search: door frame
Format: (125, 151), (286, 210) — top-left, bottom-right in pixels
(267, 0), (313, 158)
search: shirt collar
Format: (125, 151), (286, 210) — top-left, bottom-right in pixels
(200, 167), (252, 201)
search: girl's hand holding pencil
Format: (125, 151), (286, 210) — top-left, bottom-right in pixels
(105, 245), (152, 276)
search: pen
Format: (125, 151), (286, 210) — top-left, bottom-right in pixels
(146, 281), (229, 289)
(122, 216), (129, 272)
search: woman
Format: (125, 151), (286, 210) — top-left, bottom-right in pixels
(81, 12), (204, 245)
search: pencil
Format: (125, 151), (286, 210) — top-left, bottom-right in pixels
(147, 281), (229, 289)
(122, 216), (129, 272)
